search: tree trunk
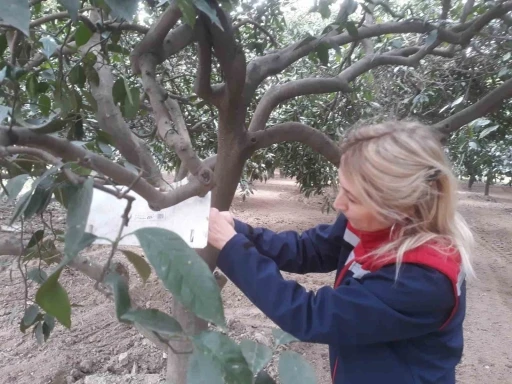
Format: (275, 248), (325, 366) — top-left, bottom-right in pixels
(165, 141), (247, 383)
(484, 170), (492, 196)
(468, 174), (476, 190)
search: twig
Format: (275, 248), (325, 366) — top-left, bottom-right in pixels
(17, 219), (27, 311)
(119, 171), (143, 199)
(95, 198), (134, 289)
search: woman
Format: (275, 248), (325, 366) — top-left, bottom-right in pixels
(208, 121), (474, 384)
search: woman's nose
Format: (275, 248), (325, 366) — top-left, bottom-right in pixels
(333, 192), (347, 212)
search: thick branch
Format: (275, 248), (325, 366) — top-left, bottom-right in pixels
(0, 127), (214, 210)
(246, 1), (512, 100)
(138, 54), (214, 188)
(440, 0), (451, 20)
(82, 32), (166, 189)
(199, 11), (247, 104)
(29, 9), (94, 27)
(434, 78), (512, 135)
(251, 123), (341, 166)
(131, 2), (182, 74)
(249, 44), (449, 132)
(248, 78), (351, 132)
(194, 20), (221, 106)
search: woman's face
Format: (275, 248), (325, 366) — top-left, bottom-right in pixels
(333, 169), (393, 232)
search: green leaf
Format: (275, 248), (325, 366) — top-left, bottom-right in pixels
(27, 230), (45, 249)
(105, 272), (131, 320)
(278, 351), (316, 384)
(498, 67), (509, 78)
(35, 267), (71, 328)
(22, 304), (40, 327)
(57, 0), (80, 21)
(121, 309), (183, 336)
(121, 250), (151, 283)
(479, 125), (499, 139)
(316, 43), (330, 66)
(123, 87), (139, 119)
(104, 0), (139, 21)
(255, 371), (276, 384)
(64, 178), (94, 259)
(26, 75), (38, 99)
(40, 36), (58, 59)
(112, 77), (126, 105)
(194, 0), (223, 30)
(27, 268), (48, 284)
(187, 349), (224, 384)
(23, 176), (54, 219)
(451, 96), (464, 107)
(0, 0), (31, 36)
(2, 174), (30, 202)
(123, 77), (133, 105)
(193, 331), (253, 383)
(177, 0), (197, 26)
(10, 167), (59, 225)
(272, 329), (299, 346)
(345, 21), (358, 37)
(240, 339), (273, 375)
(34, 322), (44, 344)
(134, 228), (225, 327)
(69, 65), (86, 88)
(42, 316), (54, 341)
(425, 29), (438, 46)
(39, 95), (52, 116)
(75, 22), (93, 47)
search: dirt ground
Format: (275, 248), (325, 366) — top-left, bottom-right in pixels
(0, 177), (511, 383)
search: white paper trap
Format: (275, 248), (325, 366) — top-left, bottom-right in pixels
(86, 179), (211, 249)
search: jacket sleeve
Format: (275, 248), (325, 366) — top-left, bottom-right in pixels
(231, 214), (348, 274)
(217, 234), (455, 346)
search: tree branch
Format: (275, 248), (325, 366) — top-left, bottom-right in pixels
(138, 54), (214, 189)
(440, 0), (451, 20)
(251, 122), (341, 166)
(248, 78), (351, 132)
(0, 127), (215, 210)
(131, 2), (182, 74)
(245, 1), (512, 101)
(199, 10), (247, 104)
(249, 44), (451, 132)
(194, 20), (222, 107)
(82, 31), (166, 189)
(434, 78), (512, 135)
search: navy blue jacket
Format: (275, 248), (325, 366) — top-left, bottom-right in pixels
(217, 214), (466, 384)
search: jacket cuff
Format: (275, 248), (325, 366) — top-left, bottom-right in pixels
(234, 219), (253, 236)
(217, 233), (250, 275)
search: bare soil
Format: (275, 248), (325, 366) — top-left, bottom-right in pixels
(0, 177), (511, 384)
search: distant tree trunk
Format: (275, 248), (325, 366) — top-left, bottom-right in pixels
(468, 174), (476, 190)
(484, 170), (493, 196)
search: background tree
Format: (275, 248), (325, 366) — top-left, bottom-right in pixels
(1, 0), (512, 383)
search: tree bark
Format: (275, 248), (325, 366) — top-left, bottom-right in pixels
(468, 174), (476, 190)
(484, 170), (492, 196)
(82, 33), (166, 189)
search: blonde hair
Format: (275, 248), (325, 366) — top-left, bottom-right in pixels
(339, 120), (475, 278)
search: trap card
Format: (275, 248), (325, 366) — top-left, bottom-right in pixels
(86, 179), (211, 249)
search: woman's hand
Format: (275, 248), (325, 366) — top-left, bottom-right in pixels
(208, 208), (236, 250)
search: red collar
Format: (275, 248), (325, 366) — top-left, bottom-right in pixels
(347, 222), (461, 273)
